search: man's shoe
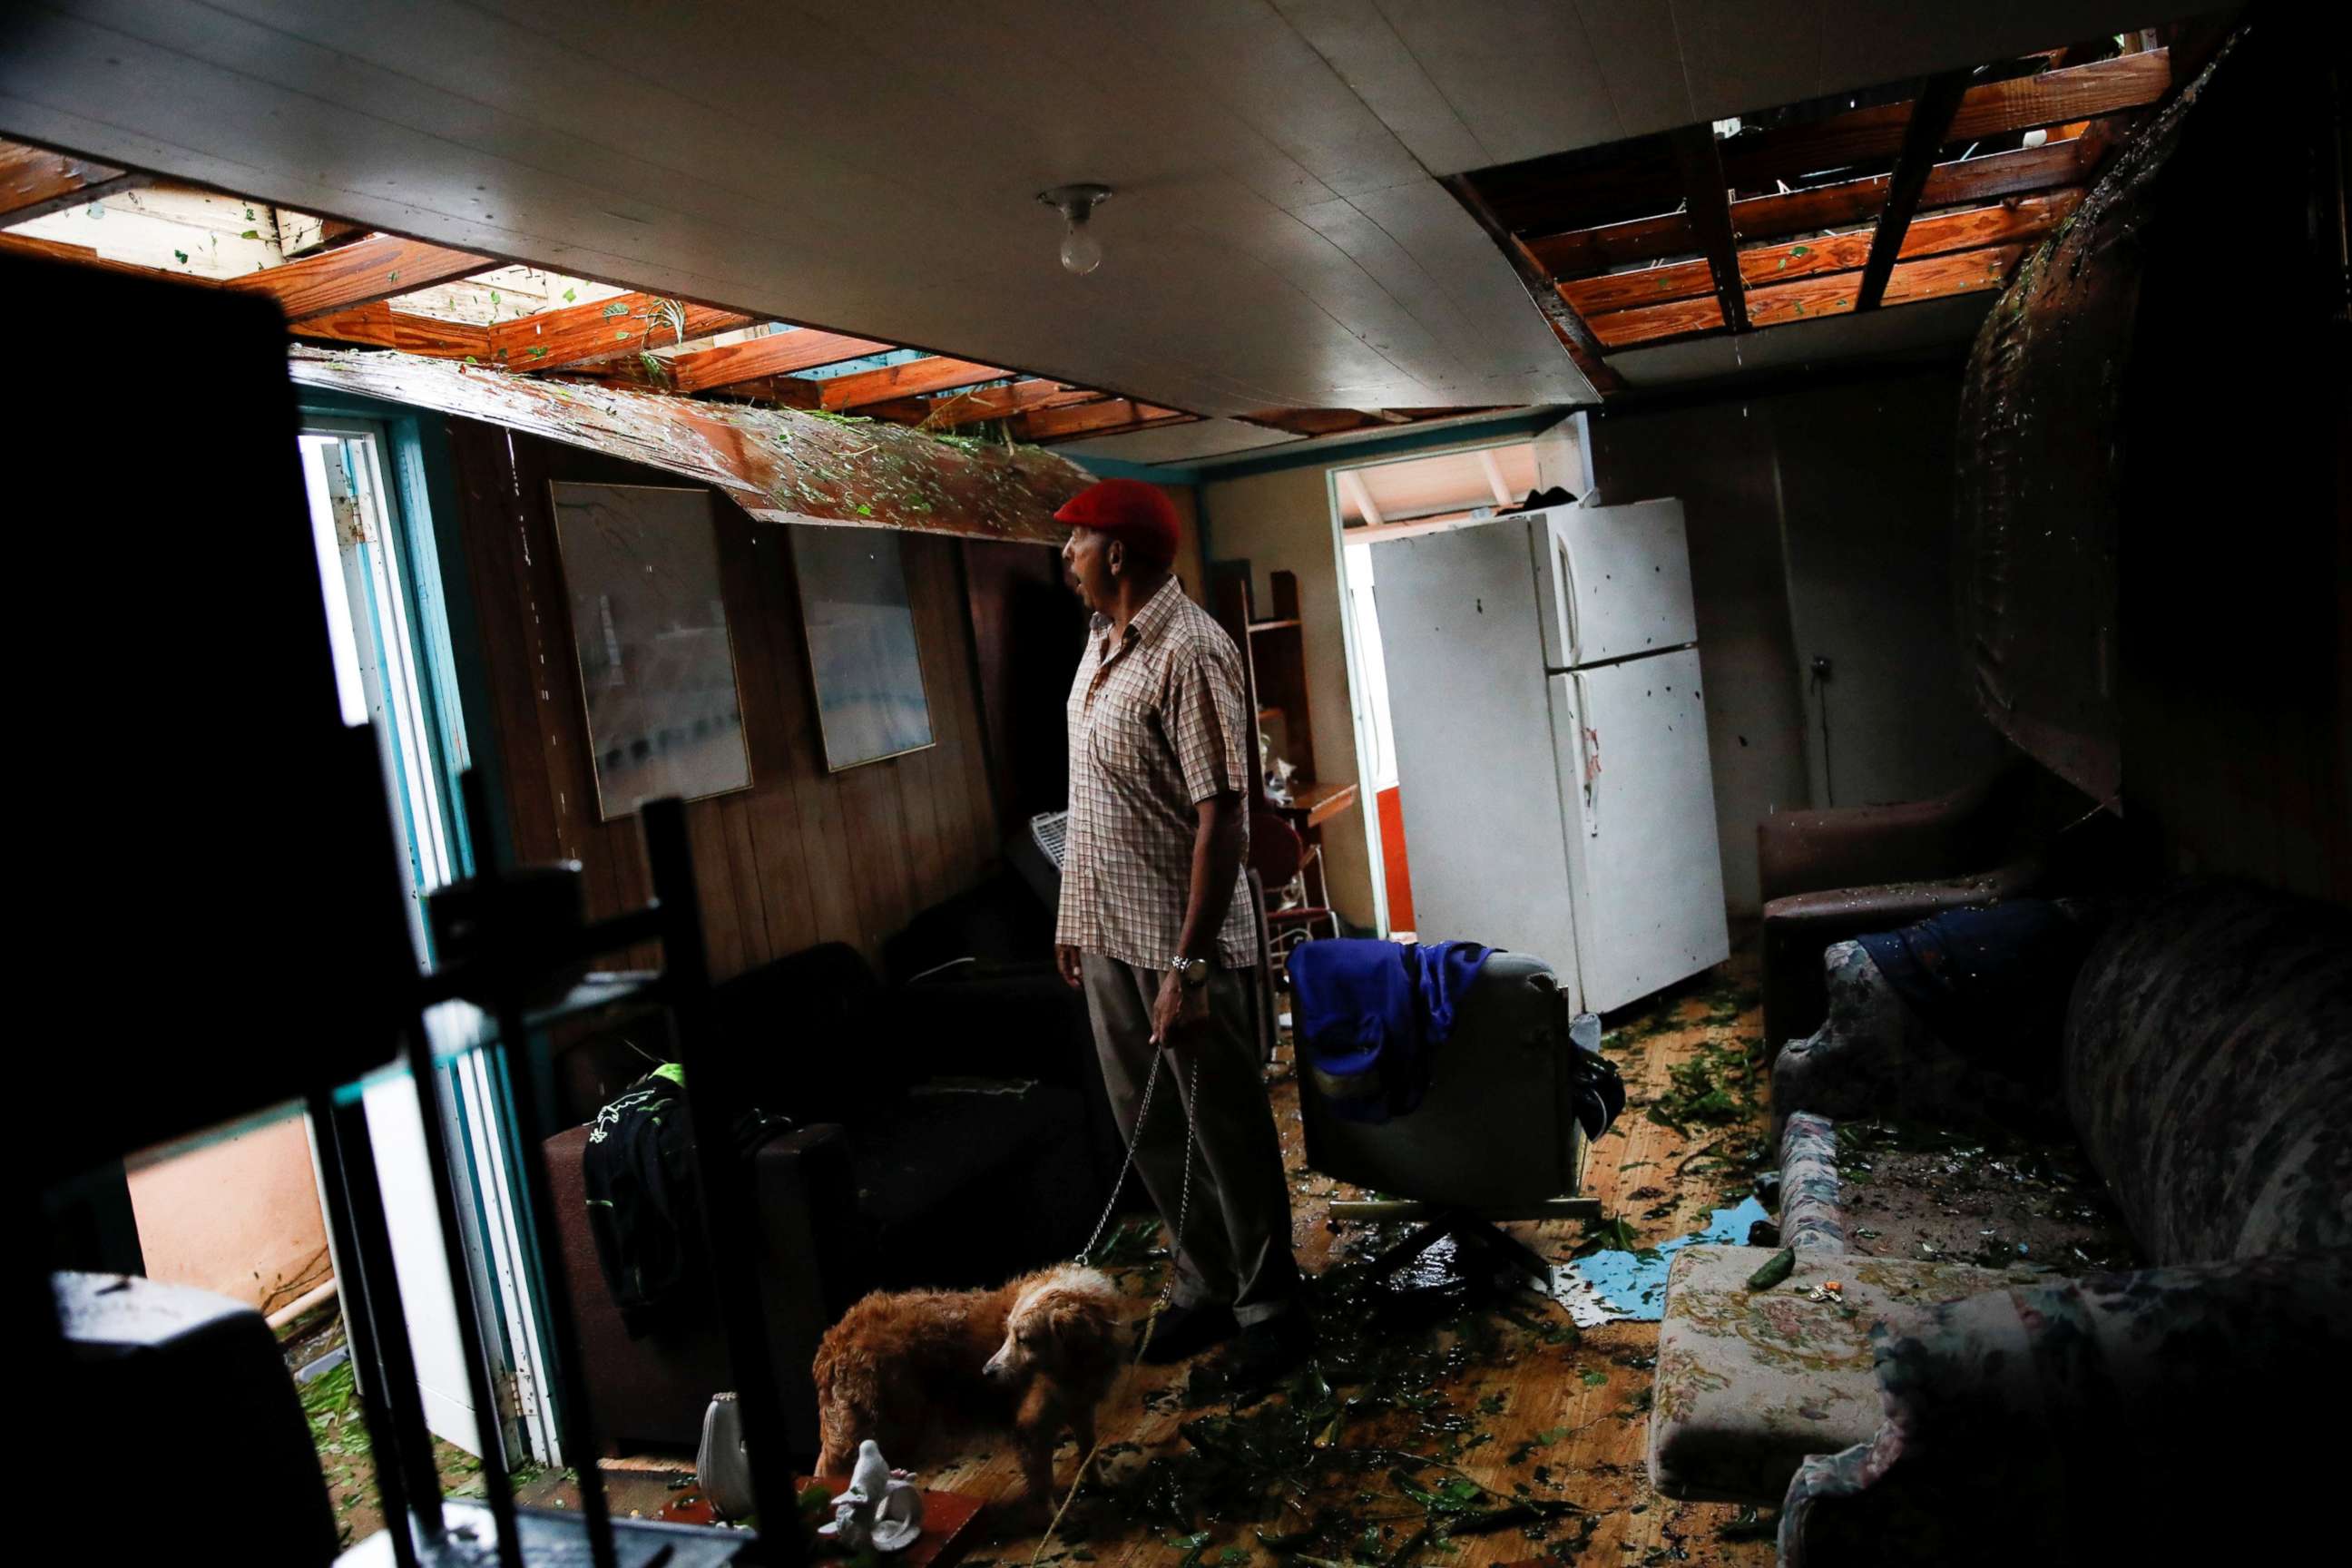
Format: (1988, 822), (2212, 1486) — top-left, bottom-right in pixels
(1137, 1300), (1239, 1364)
(1215, 1308), (1316, 1389)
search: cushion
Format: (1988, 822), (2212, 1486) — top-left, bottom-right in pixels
(1781, 1247), (2352, 1565)
(1648, 1243), (2030, 1504)
(2063, 879), (2352, 1262)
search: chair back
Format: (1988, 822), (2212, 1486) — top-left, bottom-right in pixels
(1250, 806), (1305, 888)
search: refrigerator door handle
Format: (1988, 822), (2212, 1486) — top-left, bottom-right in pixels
(1555, 533), (1582, 667)
(1573, 672), (1600, 838)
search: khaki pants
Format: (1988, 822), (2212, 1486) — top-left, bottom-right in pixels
(1081, 954), (1299, 1325)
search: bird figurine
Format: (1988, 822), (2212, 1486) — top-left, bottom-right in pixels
(820, 1439), (925, 1553)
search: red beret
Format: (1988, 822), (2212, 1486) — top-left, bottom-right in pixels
(1055, 478), (1180, 568)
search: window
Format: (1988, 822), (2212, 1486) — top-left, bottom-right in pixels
(299, 423), (459, 956)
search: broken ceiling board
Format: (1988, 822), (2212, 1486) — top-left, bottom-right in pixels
(0, 139), (145, 224)
(229, 230), (492, 318)
(287, 346), (1088, 543)
(1056, 418), (1306, 466)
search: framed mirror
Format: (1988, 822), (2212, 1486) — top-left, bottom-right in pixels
(550, 482), (751, 818)
(790, 524), (935, 770)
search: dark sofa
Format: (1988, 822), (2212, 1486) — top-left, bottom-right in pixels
(544, 890), (1117, 1459)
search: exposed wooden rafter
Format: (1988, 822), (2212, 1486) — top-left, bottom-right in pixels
(1588, 242), (2027, 348)
(488, 293), (754, 370)
(860, 378), (1104, 428)
(668, 328), (893, 394)
(1669, 125), (1749, 333)
(818, 356), (1010, 411)
(0, 140), (149, 225)
(1557, 191), (2079, 317)
(289, 303), (491, 359)
(1527, 137), (2091, 277)
(1475, 50), (2169, 238)
(1012, 398), (1191, 442)
(227, 231), (493, 318)
(1856, 69), (1975, 312)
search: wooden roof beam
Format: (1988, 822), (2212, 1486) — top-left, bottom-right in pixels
(818, 356), (1013, 411)
(1528, 132), (2104, 278)
(289, 303), (491, 359)
(1856, 69), (1975, 312)
(0, 140), (150, 224)
(1557, 191), (2080, 316)
(1013, 398), (1191, 442)
(1586, 240), (2029, 348)
(490, 293), (754, 371)
(859, 379), (1105, 428)
(233, 231), (494, 318)
(1670, 126), (1749, 333)
(667, 327), (892, 393)
(1485, 50), (2168, 239)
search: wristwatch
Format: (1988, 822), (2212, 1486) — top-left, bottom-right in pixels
(1170, 954), (1211, 988)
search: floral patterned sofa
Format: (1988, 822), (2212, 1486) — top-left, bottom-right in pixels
(1648, 879), (2352, 1561)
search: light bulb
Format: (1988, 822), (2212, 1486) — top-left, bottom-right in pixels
(1039, 183), (1114, 278)
(1059, 221), (1103, 277)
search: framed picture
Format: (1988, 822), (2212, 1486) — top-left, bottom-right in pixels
(550, 482), (751, 818)
(790, 524), (935, 770)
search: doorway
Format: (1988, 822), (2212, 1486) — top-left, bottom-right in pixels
(1329, 435), (1573, 938)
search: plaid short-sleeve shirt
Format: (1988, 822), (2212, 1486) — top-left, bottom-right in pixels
(1057, 576), (1257, 972)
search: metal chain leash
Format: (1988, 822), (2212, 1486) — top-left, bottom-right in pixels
(1037, 1048), (1201, 1565)
(1078, 1048), (1200, 1308)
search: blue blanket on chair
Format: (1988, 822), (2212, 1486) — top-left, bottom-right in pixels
(1289, 938), (1494, 1123)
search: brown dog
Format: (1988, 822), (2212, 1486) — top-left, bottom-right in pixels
(812, 1265), (1124, 1524)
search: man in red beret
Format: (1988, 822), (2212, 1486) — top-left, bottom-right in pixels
(1054, 478), (1308, 1377)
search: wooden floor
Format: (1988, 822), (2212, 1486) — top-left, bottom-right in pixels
(914, 949), (1779, 1568)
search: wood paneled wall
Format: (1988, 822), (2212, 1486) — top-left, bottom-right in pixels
(448, 418), (1002, 976)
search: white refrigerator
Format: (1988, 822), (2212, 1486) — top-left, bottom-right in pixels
(1370, 499), (1730, 1014)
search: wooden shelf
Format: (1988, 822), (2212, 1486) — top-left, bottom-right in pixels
(1270, 779), (1359, 829)
(1248, 617), (1301, 633)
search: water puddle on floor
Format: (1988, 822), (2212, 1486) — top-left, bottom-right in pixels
(1549, 1195), (1772, 1325)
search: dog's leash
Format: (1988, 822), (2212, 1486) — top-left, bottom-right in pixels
(1032, 1046), (1201, 1564)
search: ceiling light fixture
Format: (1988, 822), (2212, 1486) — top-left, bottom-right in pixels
(1038, 182), (1113, 276)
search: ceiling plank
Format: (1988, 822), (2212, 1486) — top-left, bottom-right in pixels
(667, 328), (893, 394)
(1558, 191), (2079, 315)
(1856, 70), (1975, 312)
(289, 302), (492, 359)
(490, 293), (754, 371)
(1527, 137), (2092, 278)
(228, 231), (493, 319)
(818, 356), (1011, 411)
(1670, 126), (1749, 333)
(1439, 172), (1621, 394)
(0, 140), (149, 225)
(1014, 398), (1191, 442)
